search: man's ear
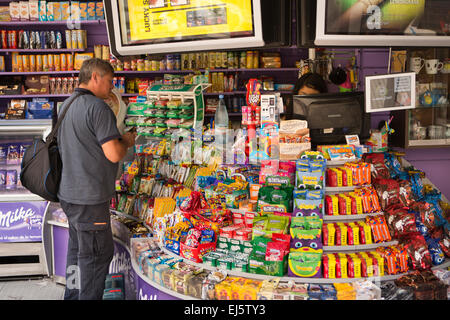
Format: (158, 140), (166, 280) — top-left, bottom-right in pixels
(91, 71), (99, 83)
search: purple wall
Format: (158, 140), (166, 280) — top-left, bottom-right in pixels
(402, 148), (450, 201)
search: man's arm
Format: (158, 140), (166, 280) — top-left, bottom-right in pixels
(101, 131), (136, 163)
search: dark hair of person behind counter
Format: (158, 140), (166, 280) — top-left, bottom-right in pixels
(292, 72), (328, 95)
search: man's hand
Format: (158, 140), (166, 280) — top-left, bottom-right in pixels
(121, 130), (137, 148)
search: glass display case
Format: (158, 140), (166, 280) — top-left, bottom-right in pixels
(390, 48), (450, 149)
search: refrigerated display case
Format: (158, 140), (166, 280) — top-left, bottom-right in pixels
(0, 119), (52, 277)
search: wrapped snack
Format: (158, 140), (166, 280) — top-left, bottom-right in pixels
(401, 232), (432, 271)
(426, 237), (445, 266)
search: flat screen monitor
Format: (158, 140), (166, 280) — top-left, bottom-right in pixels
(104, 0), (265, 57)
(292, 92), (371, 146)
(315, 0), (450, 47)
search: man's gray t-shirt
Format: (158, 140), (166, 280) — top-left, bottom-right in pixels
(57, 88), (121, 205)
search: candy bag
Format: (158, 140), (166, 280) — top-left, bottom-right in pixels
(374, 179), (400, 210)
(401, 232), (432, 271)
(426, 236), (445, 266)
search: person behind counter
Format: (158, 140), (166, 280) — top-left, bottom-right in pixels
(293, 72), (328, 96)
(283, 72), (328, 119)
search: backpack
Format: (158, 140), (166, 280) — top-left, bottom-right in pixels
(20, 92), (86, 202)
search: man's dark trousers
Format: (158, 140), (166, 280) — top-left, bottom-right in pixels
(60, 200), (114, 300)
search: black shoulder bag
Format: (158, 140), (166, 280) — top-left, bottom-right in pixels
(20, 92), (85, 202)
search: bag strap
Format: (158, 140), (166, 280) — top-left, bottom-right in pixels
(45, 91), (88, 144)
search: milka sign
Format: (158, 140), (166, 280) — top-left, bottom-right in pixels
(0, 201), (48, 242)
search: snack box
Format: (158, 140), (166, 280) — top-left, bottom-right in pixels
(46, 1), (53, 21)
(19, 1), (30, 20)
(53, 2), (62, 21)
(38, 1), (46, 21)
(70, 1), (79, 21)
(288, 251), (323, 278)
(60, 1), (70, 21)
(29, 1), (39, 21)
(95, 1), (104, 19)
(180, 240), (216, 263)
(87, 2), (96, 20)
(10, 2), (20, 21)
(74, 52), (94, 70)
(79, 2), (87, 20)
(248, 253), (287, 277)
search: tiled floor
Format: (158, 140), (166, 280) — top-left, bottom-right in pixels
(0, 277), (65, 300)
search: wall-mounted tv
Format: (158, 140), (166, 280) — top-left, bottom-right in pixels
(315, 0), (450, 47)
(104, 0), (265, 57)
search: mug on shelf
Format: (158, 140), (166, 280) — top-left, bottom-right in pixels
(446, 124), (450, 138)
(413, 126), (427, 140)
(427, 125), (445, 140)
(425, 59), (444, 75)
(409, 57), (425, 74)
(442, 60), (450, 74)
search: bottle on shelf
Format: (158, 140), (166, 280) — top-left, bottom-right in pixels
(215, 94), (229, 129)
(214, 94), (229, 163)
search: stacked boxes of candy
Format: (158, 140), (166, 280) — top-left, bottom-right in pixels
(293, 153), (326, 216)
(125, 97), (196, 137)
(214, 277), (263, 300)
(177, 191), (234, 263)
(204, 178), (249, 210)
(286, 151), (326, 278)
(257, 175), (294, 216)
(248, 215), (290, 276)
(326, 162), (371, 188)
(322, 250), (385, 279)
(288, 216), (323, 278)
(295, 151), (326, 191)
(202, 210), (254, 272)
(334, 283), (356, 300)
(325, 187), (381, 215)
(323, 221), (373, 247)
(375, 245), (409, 276)
(163, 220), (190, 255)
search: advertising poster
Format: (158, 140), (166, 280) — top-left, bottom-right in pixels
(119, 0), (254, 44)
(325, 0), (449, 36)
(0, 201), (48, 242)
(365, 73), (416, 112)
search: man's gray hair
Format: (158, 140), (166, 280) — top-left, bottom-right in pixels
(79, 58), (115, 84)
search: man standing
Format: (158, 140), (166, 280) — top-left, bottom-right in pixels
(57, 58), (136, 300)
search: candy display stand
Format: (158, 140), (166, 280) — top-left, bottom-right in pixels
(146, 84), (210, 132)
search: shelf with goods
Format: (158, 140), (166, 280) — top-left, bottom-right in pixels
(137, 234), (450, 286)
(0, 70), (79, 75)
(0, 48), (84, 53)
(0, 93), (70, 98)
(0, 19), (106, 26)
(114, 68), (299, 75)
(323, 212), (384, 222)
(323, 241), (399, 253)
(109, 142), (450, 299)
